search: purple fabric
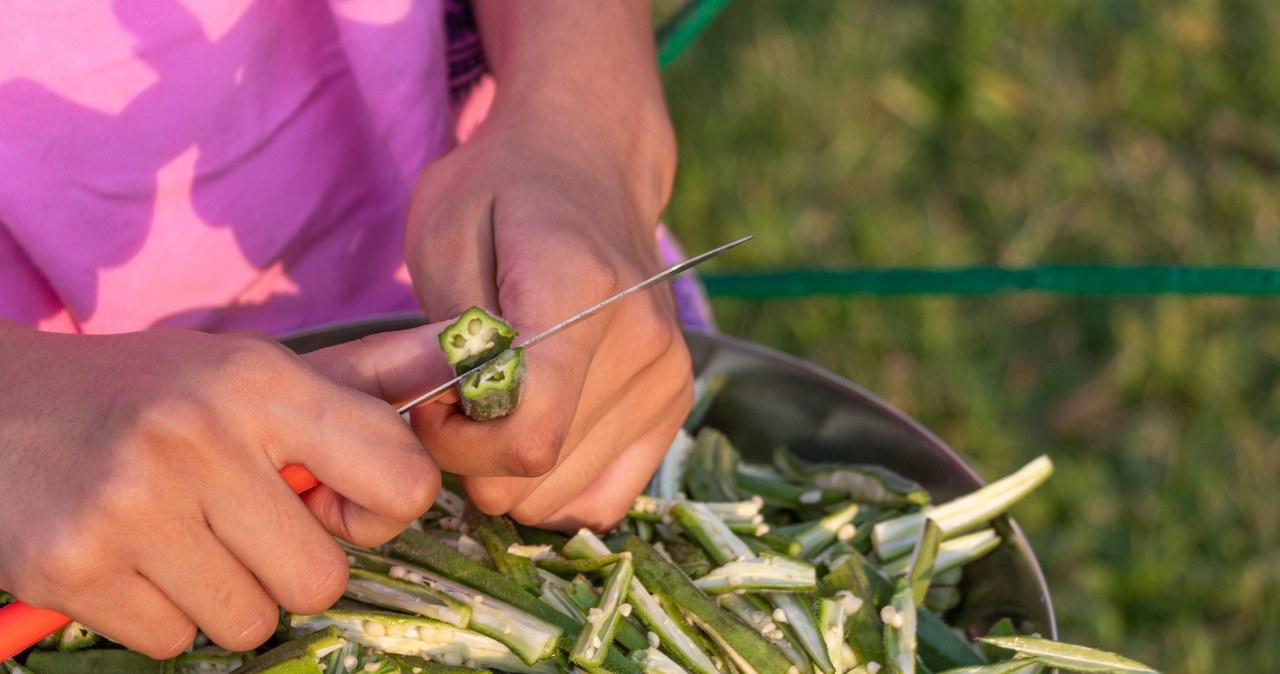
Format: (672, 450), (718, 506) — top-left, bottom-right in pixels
(657, 224), (718, 332)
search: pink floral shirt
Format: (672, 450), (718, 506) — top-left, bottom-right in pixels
(0, 0), (456, 335)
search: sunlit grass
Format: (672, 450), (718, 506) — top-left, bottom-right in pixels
(662, 2), (1280, 671)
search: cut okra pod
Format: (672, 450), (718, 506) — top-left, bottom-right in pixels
(457, 348), (525, 421)
(691, 555), (817, 595)
(439, 307), (517, 374)
(289, 611), (554, 674)
(873, 456), (1053, 561)
(236, 624), (345, 674)
(22, 650), (179, 674)
(569, 553), (634, 668)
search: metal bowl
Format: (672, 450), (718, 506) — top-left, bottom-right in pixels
(283, 315), (1056, 641)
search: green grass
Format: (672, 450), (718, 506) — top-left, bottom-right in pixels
(660, 2), (1280, 672)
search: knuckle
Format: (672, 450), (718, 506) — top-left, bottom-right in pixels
(284, 547), (348, 615)
(39, 536), (105, 597)
(218, 603), (280, 652)
(387, 458), (441, 523)
(138, 621), (199, 659)
(506, 431), (561, 478)
(464, 480), (521, 516)
(215, 335), (292, 384)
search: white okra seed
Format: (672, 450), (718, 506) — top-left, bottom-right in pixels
(772, 608), (788, 624)
(837, 523), (856, 542)
(363, 620), (386, 637)
(389, 565), (409, 579)
(799, 490), (821, 504)
(647, 631), (661, 648)
(342, 654), (358, 670)
(619, 602), (633, 617)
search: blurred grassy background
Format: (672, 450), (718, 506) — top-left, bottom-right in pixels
(657, 2), (1280, 672)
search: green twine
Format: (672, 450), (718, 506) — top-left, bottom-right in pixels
(657, 0), (733, 69)
(701, 266), (1280, 298)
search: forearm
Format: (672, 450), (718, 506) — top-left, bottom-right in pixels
(470, 0), (676, 220)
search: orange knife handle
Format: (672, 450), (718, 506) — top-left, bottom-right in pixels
(0, 602), (71, 660)
(0, 463), (320, 661)
(279, 463), (320, 494)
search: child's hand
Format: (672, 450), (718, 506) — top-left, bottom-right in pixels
(403, 3), (689, 532)
(0, 322), (444, 658)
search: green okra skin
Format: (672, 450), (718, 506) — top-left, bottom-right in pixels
(879, 529), (1001, 580)
(905, 519), (943, 606)
(668, 501), (753, 565)
(569, 554), (634, 668)
(772, 447), (930, 508)
(355, 658), (402, 674)
(767, 592), (836, 674)
(883, 578), (919, 674)
(457, 348), (525, 421)
(563, 529), (720, 674)
(235, 625), (345, 674)
(716, 594), (812, 671)
(977, 636), (1160, 674)
(54, 621), (99, 653)
(463, 507), (542, 594)
(624, 536), (794, 674)
(793, 501), (861, 559)
(534, 555), (623, 576)
(660, 537), (715, 578)
(176, 647), (254, 674)
(873, 456), (1054, 561)
(933, 659), (1047, 674)
(438, 307), (517, 374)
(23, 649), (179, 674)
(389, 530), (640, 674)
(648, 429), (697, 500)
(683, 427), (742, 502)
(631, 647), (696, 674)
(3, 660), (29, 674)
(386, 654), (495, 674)
(682, 372), (727, 435)
(734, 467), (846, 510)
(923, 585), (963, 614)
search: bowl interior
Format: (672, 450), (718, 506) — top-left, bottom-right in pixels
(282, 315), (1056, 640)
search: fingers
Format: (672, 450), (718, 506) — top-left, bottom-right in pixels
(457, 349), (692, 525)
(302, 323), (457, 408)
(134, 519), (279, 652)
(200, 473), (347, 616)
(266, 391), (441, 545)
(39, 573), (196, 660)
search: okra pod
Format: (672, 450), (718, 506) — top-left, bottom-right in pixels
(773, 447), (930, 508)
(289, 611), (553, 674)
(438, 307), (517, 373)
(624, 536), (794, 674)
(873, 456), (1053, 561)
(236, 624), (345, 674)
(683, 428), (742, 502)
(817, 597), (848, 674)
(878, 529), (1001, 581)
(691, 556), (817, 595)
(464, 508), (543, 594)
(23, 650), (179, 674)
(792, 502), (861, 559)
(569, 554), (634, 669)
(563, 529), (720, 674)
(389, 530), (639, 674)
(882, 578), (918, 674)
(344, 568), (472, 628)
(977, 636), (1159, 673)
(631, 648), (695, 674)
(457, 348), (525, 421)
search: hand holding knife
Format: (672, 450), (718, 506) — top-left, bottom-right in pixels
(0, 235), (751, 659)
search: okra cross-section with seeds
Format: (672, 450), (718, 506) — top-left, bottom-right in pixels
(437, 306), (526, 420)
(438, 306), (518, 373)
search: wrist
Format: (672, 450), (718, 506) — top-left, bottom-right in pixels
(471, 2), (677, 225)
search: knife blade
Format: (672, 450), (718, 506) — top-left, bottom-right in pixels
(394, 234), (753, 415)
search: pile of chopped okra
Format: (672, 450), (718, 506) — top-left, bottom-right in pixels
(2, 324), (1162, 673)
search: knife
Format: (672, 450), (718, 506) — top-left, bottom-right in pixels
(0, 234), (752, 659)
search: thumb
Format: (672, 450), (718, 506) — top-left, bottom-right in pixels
(302, 321), (458, 406)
